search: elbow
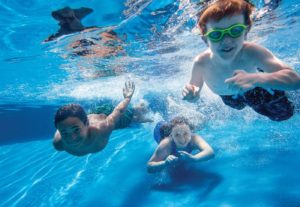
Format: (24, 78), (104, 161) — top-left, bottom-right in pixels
(293, 73), (300, 90)
(285, 70), (300, 90)
(206, 147), (215, 160)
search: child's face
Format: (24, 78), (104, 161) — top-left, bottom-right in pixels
(205, 14), (247, 61)
(57, 117), (88, 147)
(170, 124), (192, 148)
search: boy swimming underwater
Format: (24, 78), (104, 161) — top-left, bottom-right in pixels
(183, 0), (300, 121)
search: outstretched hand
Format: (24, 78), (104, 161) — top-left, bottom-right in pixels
(165, 155), (179, 165)
(225, 70), (258, 93)
(178, 151), (194, 162)
(182, 84), (200, 101)
(123, 81), (135, 99)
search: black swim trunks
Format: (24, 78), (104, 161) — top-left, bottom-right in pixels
(220, 87), (294, 121)
(91, 103), (134, 129)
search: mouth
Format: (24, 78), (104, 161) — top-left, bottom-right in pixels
(220, 47), (234, 53)
(178, 141), (187, 147)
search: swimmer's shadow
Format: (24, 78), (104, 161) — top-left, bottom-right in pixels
(151, 166), (222, 200)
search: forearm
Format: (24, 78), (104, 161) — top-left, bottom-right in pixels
(114, 97), (131, 114)
(257, 69), (300, 90)
(147, 161), (167, 173)
(192, 148), (215, 162)
(107, 97), (131, 126)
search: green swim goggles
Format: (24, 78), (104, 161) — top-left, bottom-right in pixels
(204, 23), (248, 42)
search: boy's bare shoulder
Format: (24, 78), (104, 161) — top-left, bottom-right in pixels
(88, 114), (108, 127)
(193, 50), (211, 72)
(53, 131), (64, 151)
(194, 50), (210, 63)
(87, 114), (113, 136)
(243, 42), (271, 58)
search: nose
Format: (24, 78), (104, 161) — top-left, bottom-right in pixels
(221, 34), (234, 45)
(71, 133), (78, 140)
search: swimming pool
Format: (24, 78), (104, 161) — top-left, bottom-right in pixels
(0, 0), (300, 206)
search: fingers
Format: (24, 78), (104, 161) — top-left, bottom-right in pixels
(182, 84), (198, 100)
(125, 81), (135, 89)
(225, 70), (245, 83)
(178, 151), (192, 161)
(182, 87), (190, 98)
(123, 80), (135, 98)
(178, 151), (189, 158)
(192, 85), (200, 96)
(233, 70), (244, 76)
(232, 70), (240, 76)
(166, 155), (178, 164)
(224, 77), (235, 84)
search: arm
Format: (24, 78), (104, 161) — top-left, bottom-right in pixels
(147, 139), (178, 173)
(182, 59), (204, 101)
(106, 81), (135, 129)
(178, 134), (214, 162)
(256, 69), (300, 91)
(225, 45), (300, 91)
(190, 134), (214, 162)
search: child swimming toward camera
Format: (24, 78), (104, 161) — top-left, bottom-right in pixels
(183, 0), (300, 121)
(147, 117), (214, 173)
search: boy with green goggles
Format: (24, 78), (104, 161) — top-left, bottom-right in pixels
(182, 0), (300, 121)
(204, 23), (247, 42)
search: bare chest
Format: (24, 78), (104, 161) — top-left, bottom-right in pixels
(202, 62), (257, 95)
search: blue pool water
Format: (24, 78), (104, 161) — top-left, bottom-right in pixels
(1, 0), (300, 206)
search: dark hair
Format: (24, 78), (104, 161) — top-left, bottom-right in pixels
(54, 104), (88, 128)
(197, 0), (254, 35)
(160, 116), (194, 138)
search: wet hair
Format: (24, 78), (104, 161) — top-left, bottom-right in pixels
(197, 0), (255, 35)
(54, 104), (88, 128)
(159, 116), (194, 138)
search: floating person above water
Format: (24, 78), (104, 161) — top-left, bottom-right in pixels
(68, 29), (125, 58)
(182, 0), (300, 121)
(53, 81), (136, 156)
(45, 6), (97, 42)
(147, 117), (214, 173)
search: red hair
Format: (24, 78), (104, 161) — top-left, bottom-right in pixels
(197, 0), (254, 34)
